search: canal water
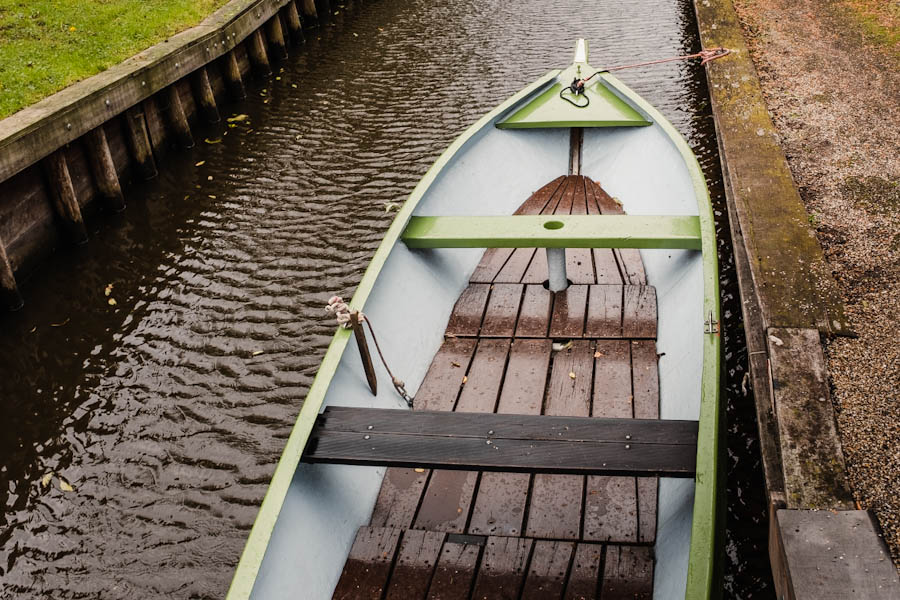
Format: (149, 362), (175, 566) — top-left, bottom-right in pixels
(0, 0), (773, 597)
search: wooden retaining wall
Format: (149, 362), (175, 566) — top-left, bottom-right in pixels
(0, 0), (339, 310)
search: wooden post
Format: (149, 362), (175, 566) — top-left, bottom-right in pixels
(0, 237), (23, 311)
(83, 126), (125, 212)
(192, 67), (220, 124)
(223, 50), (247, 100)
(266, 15), (289, 60)
(141, 96), (168, 157)
(123, 106), (158, 179)
(285, 1), (305, 44)
(166, 85), (194, 148)
(247, 29), (272, 77)
(300, 0), (317, 26)
(41, 150), (89, 244)
(314, 0), (332, 23)
(350, 311), (378, 395)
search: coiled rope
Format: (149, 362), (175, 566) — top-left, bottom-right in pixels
(326, 296), (413, 406)
(560, 47), (731, 107)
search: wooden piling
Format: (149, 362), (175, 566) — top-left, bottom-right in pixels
(247, 30), (273, 77)
(223, 50), (247, 100)
(314, 0), (332, 23)
(83, 126), (125, 212)
(41, 150), (89, 244)
(285, 1), (305, 44)
(266, 15), (289, 59)
(123, 106), (158, 179)
(300, 0), (317, 25)
(193, 67), (220, 123)
(166, 85), (194, 148)
(0, 238), (23, 311)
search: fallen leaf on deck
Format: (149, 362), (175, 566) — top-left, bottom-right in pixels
(462, 375), (468, 384)
(569, 371), (576, 379)
(450, 361), (461, 368)
(594, 351), (604, 358)
(414, 468), (425, 473)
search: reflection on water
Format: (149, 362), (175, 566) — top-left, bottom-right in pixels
(0, 0), (772, 597)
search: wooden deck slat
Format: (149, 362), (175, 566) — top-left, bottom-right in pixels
(515, 285), (553, 338)
(480, 284), (524, 337)
(332, 527), (402, 600)
(470, 536), (533, 600)
(586, 285), (623, 338)
(385, 530), (446, 599)
(415, 339), (510, 532)
(632, 340), (660, 544)
(520, 540), (575, 600)
(600, 545), (654, 600)
(446, 284), (491, 337)
(592, 340), (633, 419)
(622, 286), (657, 338)
(585, 184), (625, 285)
(469, 339), (551, 536)
(563, 543), (604, 600)
(526, 340), (594, 539)
(371, 338), (477, 528)
(567, 177), (597, 284)
(549, 285), (589, 338)
(426, 541), (481, 600)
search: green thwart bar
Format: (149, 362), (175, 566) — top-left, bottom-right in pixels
(401, 215), (702, 250)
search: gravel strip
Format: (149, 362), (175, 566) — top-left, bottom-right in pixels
(732, 0), (899, 567)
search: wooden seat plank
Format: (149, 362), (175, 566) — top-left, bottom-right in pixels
(469, 339), (551, 536)
(563, 543), (604, 600)
(470, 537), (532, 600)
(371, 338), (476, 529)
(632, 340), (660, 543)
(526, 340), (594, 539)
(481, 284), (524, 337)
(415, 339), (510, 532)
(446, 284), (491, 337)
(426, 541), (481, 600)
(600, 545), (654, 600)
(515, 285), (553, 337)
(520, 176), (575, 284)
(586, 285), (623, 338)
(520, 540), (575, 600)
(549, 285), (588, 338)
(622, 286), (657, 338)
(332, 527), (401, 600)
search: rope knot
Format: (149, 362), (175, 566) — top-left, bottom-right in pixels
(325, 296), (363, 329)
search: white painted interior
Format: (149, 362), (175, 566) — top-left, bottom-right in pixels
(251, 79), (704, 600)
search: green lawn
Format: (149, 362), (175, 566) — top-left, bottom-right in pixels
(0, 0), (229, 119)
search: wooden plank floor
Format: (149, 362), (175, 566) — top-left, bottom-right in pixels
(333, 176), (658, 599)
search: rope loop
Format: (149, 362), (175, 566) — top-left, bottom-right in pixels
(325, 295), (362, 329)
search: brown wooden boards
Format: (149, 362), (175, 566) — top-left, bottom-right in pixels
(385, 530), (446, 600)
(330, 174), (670, 598)
(332, 527), (401, 600)
(470, 537), (533, 600)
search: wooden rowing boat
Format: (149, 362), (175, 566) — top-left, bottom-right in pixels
(228, 39), (722, 599)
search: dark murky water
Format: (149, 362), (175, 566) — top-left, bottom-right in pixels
(0, 0), (773, 597)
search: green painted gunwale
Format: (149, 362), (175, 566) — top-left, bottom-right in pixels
(228, 53), (722, 600)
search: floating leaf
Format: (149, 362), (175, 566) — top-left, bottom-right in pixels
(383, 202), (400, 213)
(50, 318), (70, 327)
(291, 83), (298, 89)
(252, 350), (264, 357)
(195, 160), (205, 167)
(59, 480), (74, 492)
(108, 298), (117, 306)
(204, 138), (222, 144)
(352, 33), (358, 37)
(275, 76), (281, 81)
(104, 283), (113, 297)
(207, 175), (213, 181)
(208, 194), (217, 199)
(41, 473), (53, 487)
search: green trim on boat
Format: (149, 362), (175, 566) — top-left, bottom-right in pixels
(225, 69), (562, 600)
(401, 215), (702, 250)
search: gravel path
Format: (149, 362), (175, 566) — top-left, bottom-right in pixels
(732, 0), (899, 566)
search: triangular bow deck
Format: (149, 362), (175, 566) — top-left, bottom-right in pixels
(321, 176), (676, 599)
